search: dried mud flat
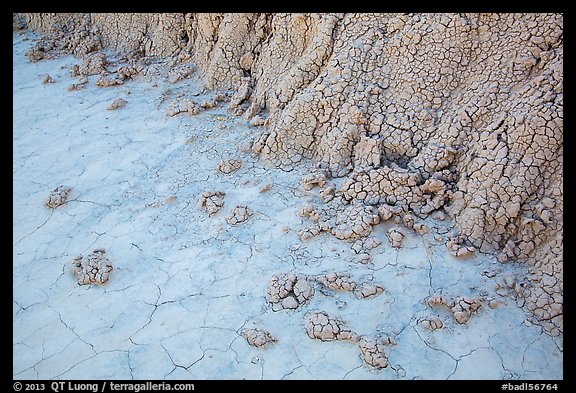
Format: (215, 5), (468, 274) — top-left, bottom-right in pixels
(13, 29), (562, 380)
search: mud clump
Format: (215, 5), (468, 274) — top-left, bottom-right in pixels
(358, 336), (396, 369)
(316, 272), (357, 292)
(76, 52), (108, 76)
(225, 205), (254, 225)
(447, 235), (477, 258)
(117, 65), (143, 80)
(304, 311), (397, 370)
(242, 328), (278, 348)
(332, 203), (380, 241)
(301, 169), (328, 191)
(315, 273), (384, 299)
(71, 249), (113, 286)
(107, 98), (128, 110)
(27, 45), (51, 62)
(387, 228), (405, 248)
(351, 236), (382, 254)
(199, 191), (225, 216)
(165, 99), (199, 117)
(413, 223), (429, 236)
(268, 273), (314, 311)
(305, 311), (360, 342)
(17, 12), (563, 335)
(451, 296), (483, 324)
(428, 292), (483, 324)
(96, 76), (124, 87)
(45, 185), (72, 209)
(428, 292), (455, 309)
(418, 315), (444, 331)
(217, 158), (242, 174)
(259, 183), (272, 193)
(378, 204), (402, 222)
(354, 282), (385, 299)
(298, 199), (380, 242)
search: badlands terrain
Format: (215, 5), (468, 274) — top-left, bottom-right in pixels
(13, 13), (562, 380)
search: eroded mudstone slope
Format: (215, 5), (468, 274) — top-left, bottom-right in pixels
(13, 27), (563, 379)
(16, 12), (562, 335)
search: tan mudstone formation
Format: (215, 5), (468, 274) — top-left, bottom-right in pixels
(18, 12), (563, 334)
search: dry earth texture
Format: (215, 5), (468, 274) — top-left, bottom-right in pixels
(16, 13), (562, 337)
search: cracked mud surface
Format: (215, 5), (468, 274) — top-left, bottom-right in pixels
(13, 24), (562, 380)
